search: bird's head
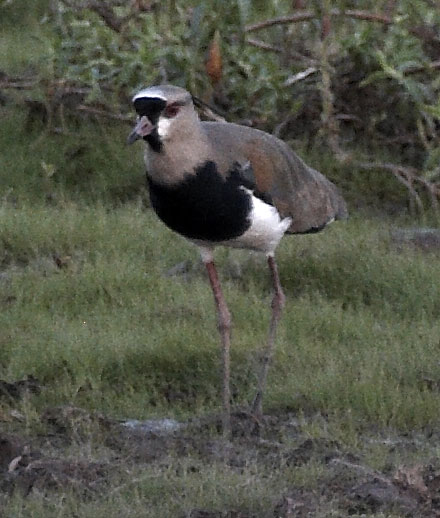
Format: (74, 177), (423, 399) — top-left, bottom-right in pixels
(127, 85), (196, 151)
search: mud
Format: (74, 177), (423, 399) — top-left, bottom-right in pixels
(1, 405), (440, 516)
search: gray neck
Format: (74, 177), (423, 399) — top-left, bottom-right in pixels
(144, 112), (212, 185)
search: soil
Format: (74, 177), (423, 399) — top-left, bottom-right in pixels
(1, 381), (440, 516)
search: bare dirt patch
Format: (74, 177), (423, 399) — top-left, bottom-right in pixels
(1, 404), (440, 516)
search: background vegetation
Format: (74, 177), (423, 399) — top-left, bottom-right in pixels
(1, 1), (440, 516)
(2, 0), (440, 210)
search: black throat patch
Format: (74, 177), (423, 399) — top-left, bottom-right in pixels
(147, 161), (253, 242)
(133, 97), (166, 152)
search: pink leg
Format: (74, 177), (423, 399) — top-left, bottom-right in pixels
(252, 254), (286, 416)
(205, 259), (232, 438)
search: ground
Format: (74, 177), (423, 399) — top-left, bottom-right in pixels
(2, 376), (440, 517)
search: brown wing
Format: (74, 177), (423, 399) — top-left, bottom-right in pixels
(204, 121), (347, 234)
(245, 137), (347, 233)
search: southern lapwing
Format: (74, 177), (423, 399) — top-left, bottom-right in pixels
(128, 84), (347, 437)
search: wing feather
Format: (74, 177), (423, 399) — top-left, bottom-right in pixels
(203, 122), (347, 234)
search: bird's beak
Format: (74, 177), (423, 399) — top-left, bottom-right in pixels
(127, 116), (155, 145)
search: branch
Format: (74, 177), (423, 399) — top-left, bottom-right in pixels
(192, 96), (226, 122)
(0, 72), (36, 90)
(343, 9), (391, 24)
(88, 2), (125, 33)
(245, 9), (393, 32)
(284, 67), (318, 86)
(245, 11), (315, 32)
(403, 60), (440, 76)
(59, 0), (133, 33)
(245, 9), (438, 48)
(246, 38), (283, 54)
(0, 80), (36, 90)
(357, 161), (436, 213)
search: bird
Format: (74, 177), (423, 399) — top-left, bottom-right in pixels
(128, 84), (347, 437)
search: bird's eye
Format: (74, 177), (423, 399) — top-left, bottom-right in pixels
(164, 103), (180, 118)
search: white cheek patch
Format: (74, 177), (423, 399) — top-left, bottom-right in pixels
(157, 116), (172, 139)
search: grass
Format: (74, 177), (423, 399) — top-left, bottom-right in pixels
(1, 6), (440, 515)
(0, 3), (51, 75)
(1, 199), (440, 429)
(1, 93), (439, 518)
(0, 106), (146, 204)
(1, 458), (324, 517)
(1, 128), (438, 518)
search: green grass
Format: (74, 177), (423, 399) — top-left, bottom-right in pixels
(2, 6), (440, 517)
(1, 200), (440, 432)
(0, 458), (324, 517)
(1, 96), (438, 518)
(2, 51), (440, 518)
(0, 106), (146, 204)
(0, 6), (51, 75)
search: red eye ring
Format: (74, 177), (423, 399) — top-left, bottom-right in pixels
(164, 103), (180, 118)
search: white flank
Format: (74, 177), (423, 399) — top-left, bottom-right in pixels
(191, 189), (291, 256)
(230, 191), (291, 254)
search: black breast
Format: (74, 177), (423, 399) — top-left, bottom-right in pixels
(147, 161), (252, 241)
